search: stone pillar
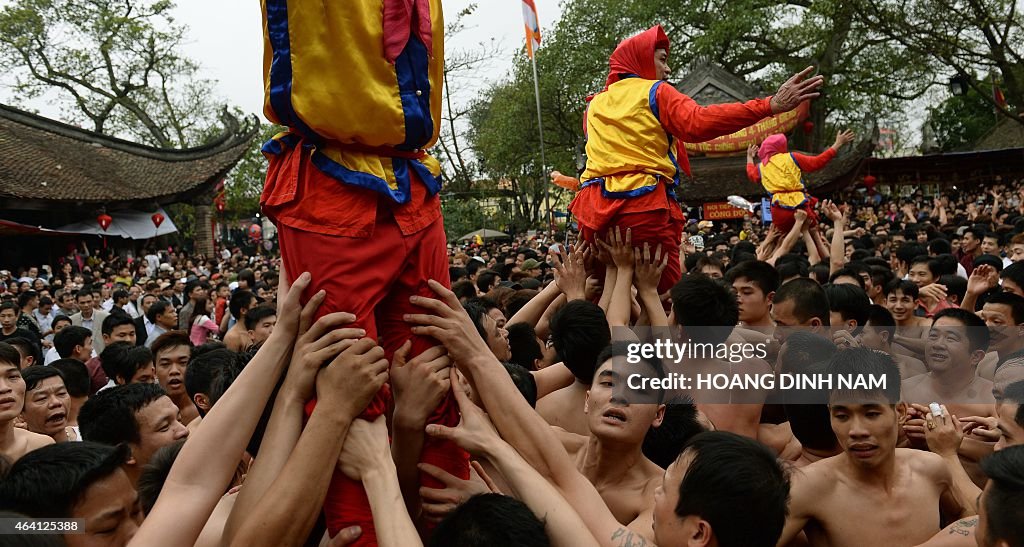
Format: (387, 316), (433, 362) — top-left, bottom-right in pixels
(194, 204), (215, 257)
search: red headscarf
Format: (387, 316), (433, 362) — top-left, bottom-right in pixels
(758, 134), (789, 165)
(604, 25), (670, 89)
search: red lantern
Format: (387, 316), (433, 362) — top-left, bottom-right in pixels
(863, 175), (877, 189)
(97, 214), (113, 231)
(151, 212), (164, 228)
(248, 223), (262, 241)
(216, 200), (225, 213)
(802, 120), (815, 134)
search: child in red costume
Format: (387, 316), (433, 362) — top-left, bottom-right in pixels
(260, 1), (466, 544)
(570, 25), (823, 293)
(746, 130), (855, 233)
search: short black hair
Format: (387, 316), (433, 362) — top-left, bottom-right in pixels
(0, 341), (20, 369)
(1003, 380), (1024, 427)
(675, 432), (789, 547)
(937, 274), (967, 304)
(79, 383), (167, 445)
(429, 493), (549, 547)
(476, 271), (500, 294)
(824, 283), (870, 328)
(506, 322), (542, 371)
(725, 260), (780, 295)
(827, 347), (901, 404)
(0, 300), (19, 314)
(149, 331), (191, 361)
(20, 365), (64, 393)
(884, 279), (919, 299)
(671, 274), (738, 344)
(243, 304), (277, 331)
(828, 267), (866, 289)
(642, 394), (703, 469)
(773, 278), (830, 327)
(931, 308), (990, 352)
(548, 301), (610, 383)
(984, 291), (1024, 324)
(451, 280), (477, 301)
(50, 359), (90, 398)
(928, 238), (952, 255)
(5, 337), (39, 368)
(896, 243), (927, 267)
(1001, 261), (1024, 290)
(0, 442), (130, 519)
(978, 445), (1024, 547)
(229, 290), (256, 320)
(449, 266), (468, 283)
(501, 362), (538, 408)
(865, 304), (897, 343)
(100, 342), (153, 385)
(136, 439), (185, 515)
(102, 310), (135, 336)
(237, 268), (256, 288)
(53, 326), (91, 359)
(16, 290), (37, 309)
(185, 348), (244, 417)
(146, 300), (171, 324)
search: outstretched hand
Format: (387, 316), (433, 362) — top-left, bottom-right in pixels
(770, 66), (824, 114)
(833, 129), (855, 149)
(405, 280), (495, 365)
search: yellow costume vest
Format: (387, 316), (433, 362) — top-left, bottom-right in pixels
(581, 78), (679, 198)
(760, 153), (808, 208)
(261, 0), (443, 203)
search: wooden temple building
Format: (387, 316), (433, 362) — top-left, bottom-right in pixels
(0, 104), (256, 266)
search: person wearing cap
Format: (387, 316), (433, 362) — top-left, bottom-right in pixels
(520, 258), (543, 278)
(567, 25), (823, 295)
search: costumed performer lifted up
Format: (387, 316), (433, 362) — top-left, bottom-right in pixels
(258, 0), (466, 545)
(569, 25), (823, 293)
(746, 129), (856, 233)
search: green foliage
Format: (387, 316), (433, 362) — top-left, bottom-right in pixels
(440, 195), (507, 242)
(222, 123), (285, 219)
(928, 87), (997, 151)
(0, 0), (225, 148)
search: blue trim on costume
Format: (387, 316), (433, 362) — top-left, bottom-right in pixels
(264, 0), (320, 142)
(582, 177), (660, 199)
(410, 159), (443, 195)
(648, 81), (664, 121)
(394, 35), (433, 151)
(311, 150), (410, 204)
(261, 133), (301, 156)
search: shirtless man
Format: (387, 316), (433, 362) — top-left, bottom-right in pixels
(778, 348), (970, 547)
(726, 260), (779, 329)
(222, 290), (257, 353)
(555, 343), (665, 527)
(857, 305), (928, 381)
(888, 280), (933, 359)
(0, 342), (52, 463)
(975, 292), (1024, 381)
(537, 300), (611, 437)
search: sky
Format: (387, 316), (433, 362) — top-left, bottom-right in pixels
(168, 0), (564, 124)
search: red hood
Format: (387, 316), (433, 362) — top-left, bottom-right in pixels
(604, 25), (670, 89)
(759, 134), (789, 164)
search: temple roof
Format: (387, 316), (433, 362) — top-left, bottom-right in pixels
(675, 60), (762, 105)
(0, 104), (257, 210)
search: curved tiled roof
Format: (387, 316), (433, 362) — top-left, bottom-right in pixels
(0, 104), (257, 206)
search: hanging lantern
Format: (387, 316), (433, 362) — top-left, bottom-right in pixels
(248, 223), (262, 241)
(151, 212), (165, 228)
(97, 214), (113, 231)
(863, 175), (877, 189)
(802, 120), (815, 134)
(215, 200), (225, 213)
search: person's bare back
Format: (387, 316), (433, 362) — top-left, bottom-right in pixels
(781, 448), (957, 547)
(222, 323), (251, 353)
(0, 426), (53, 464)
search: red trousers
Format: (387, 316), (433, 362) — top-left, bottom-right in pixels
(277, 208), (468, 545)
(579, 209), (683, 295)
(770, 197), (819, 234)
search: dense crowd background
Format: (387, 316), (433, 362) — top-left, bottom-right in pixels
(0, 176), (1023, 546)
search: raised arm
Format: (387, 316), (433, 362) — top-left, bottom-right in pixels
(633, 243), (669, 328)
(508, 275), (561, 327)
(923, 404), (980, 515)
(406, 281), (650, 547)
(822, 200), (846, 275)
(597, 227), (635, 329)
(746, 145), (762, 183)
(767, 211), (809, 266)
(132, 271), (311, 547)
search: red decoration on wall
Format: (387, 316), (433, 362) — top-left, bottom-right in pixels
(97, 214), (113, 231)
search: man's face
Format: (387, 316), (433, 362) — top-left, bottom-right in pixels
(217, 286), (230, 299)
(77, 295), (94, 316)
(128, 286), (140, 301)
(257, 286), (272, 301)
(1009, 244), (1024, 263)
(926, 316), (980, 374)
(156, 306), (177, 329)
(155, 345), (189, 397)
(248, 314), (277, 345)
(830, 401), (904, 468)
(585, 359), (665, 444)
(69, 467), (142, 547)
(100, 286), (111, 300)
(981, 303), (1020, 354)
(0, 362), (25, 422)
(732, 277), (771, 324)
(131, 395), (188, 468)
(27, 267), (37, 278)
(962, 233), (980, 253)
(482, 313), (511, 362)
(486, 307), (507, 330)
(61, 294), (77, 311)
(885, 290), (915, 322)
(771, 298), (822, 344)
(993, 401), (1022, 452)
(21, 375), (69, 438)
(857, 324), (889, 351)
(700, 265), (723, 279)
(917, 231), (929, 244)
(140, 295), (156, 314)
(833, 275), (860, 288)
(652, 451), (693, 544)
(188, 285), (206, 302)
(75, 337), (94, 362)
(39, 303), (52, 316)
(173, 280), (184, 294)
(653, 48), (671, 80)
(908, 263), (934, 288)
(104, 325), (137, 347)
(0, 309), (16, 330)
(981, 237), (1000, 256)
(127, 361), (156, 386)
(1002, 278), (1024, 297)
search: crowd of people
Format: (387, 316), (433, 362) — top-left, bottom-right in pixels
(0, 174), (1020, 546)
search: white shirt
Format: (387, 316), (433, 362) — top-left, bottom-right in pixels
(122, 302), (141, 319)
(44, 346), (59, 365)
(101, 298), (114, 312)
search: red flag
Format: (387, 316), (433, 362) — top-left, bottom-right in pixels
(994, 83), (1008, 110)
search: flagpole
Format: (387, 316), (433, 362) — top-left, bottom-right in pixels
(529, 51), (550, 233)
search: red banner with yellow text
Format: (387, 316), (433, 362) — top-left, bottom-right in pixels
(685, 101), (810, 157)
(703, 202), (748, 220)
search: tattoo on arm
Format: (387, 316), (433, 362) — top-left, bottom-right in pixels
(611, 527), (650, 547)
(947, 517), (978, 536)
